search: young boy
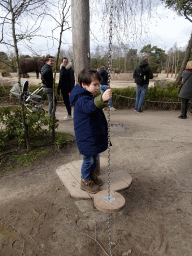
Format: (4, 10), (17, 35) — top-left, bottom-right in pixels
(69, 68), (112, 194)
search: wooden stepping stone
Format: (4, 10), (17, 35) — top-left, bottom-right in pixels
(56, 157), (132, 200)
(94, 190), (126, 213)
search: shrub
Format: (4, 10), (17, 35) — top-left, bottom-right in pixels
(0, 106), (56, 151)
(112, 83), (181, 110)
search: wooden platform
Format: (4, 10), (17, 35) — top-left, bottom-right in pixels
(56, 157), (132, 199)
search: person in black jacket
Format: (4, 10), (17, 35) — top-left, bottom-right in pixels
(178, 61), (192, 119)
(133, 57), (153, 113)
(41, 55), (58, 121)
(57, 57), (75, 120)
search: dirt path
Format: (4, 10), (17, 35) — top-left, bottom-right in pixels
(0, 72), (175, 88)
(1, 106), (192, 256)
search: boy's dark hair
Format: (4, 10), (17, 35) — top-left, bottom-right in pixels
(45, 55), (54, 62)
(78, 68), (102, 86)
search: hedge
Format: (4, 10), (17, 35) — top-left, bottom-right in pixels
(0, 82), (183, 110)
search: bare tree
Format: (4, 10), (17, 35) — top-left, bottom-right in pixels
(0, 0), (48, 77)
(162, 0), (192, 85)
(0, 0), (47, 150)
(71, 0), (155, 77)
(45, 0), (71, 139)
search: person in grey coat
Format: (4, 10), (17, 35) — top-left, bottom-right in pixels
(178, 61), (192, 119)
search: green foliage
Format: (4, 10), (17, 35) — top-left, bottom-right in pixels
(0, 106), (55, 151)
(0, 51), (8, 60)
(140, 44), (167, 73)
(54, 132), (73, 149)
(0, 131), (72, 176)
(163, 0), (192, 22)
(11, 148), (50, 166)
(126, 49), (138, 71)
(112, 83), (181, 110)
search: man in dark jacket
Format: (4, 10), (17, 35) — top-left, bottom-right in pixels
(133, 57), (153, 112)
(41, 55), (58, 121)
(57, 57), (75, 120)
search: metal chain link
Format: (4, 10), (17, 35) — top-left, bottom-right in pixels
(107, 0), (113, 201)
(107, 1), (113, 256)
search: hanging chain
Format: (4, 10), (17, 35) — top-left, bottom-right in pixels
(107, 1), (113, 256)
(107, 0), (113, 200)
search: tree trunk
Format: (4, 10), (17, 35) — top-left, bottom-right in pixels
(10, 1), (30, 151)
(71, 0), (91, 82)
(175, 33), (192, 85)
(52, 10), (65, 141)
(71, 0), (100, 173)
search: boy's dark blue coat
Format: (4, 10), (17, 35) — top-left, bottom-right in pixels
(69, 84), (108, 156)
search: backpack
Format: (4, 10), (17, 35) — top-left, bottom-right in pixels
(135, 67), (146, 85)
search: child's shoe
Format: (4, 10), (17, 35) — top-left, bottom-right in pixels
(81, 179), (100, 194)
(90, 173), (103, 186)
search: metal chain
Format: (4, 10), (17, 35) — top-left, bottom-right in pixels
(107, 1), (113, 256)
(107, 0), (113, 201)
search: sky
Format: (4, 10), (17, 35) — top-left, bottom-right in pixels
(90, 2), (192, 54)
(0, 1), (191, 57)
(144, 5), (192, 52)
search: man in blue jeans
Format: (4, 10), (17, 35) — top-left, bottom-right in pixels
(133, 57), (153, 112)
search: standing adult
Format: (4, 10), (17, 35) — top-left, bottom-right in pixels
(133, 57), (153, 113)
(57, 57), (75, 120)
(98, 66), (115, 110)
(178, 61), (192, 119)
(41, 55), (58, 121)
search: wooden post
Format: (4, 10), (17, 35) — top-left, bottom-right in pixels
(71, 0), (91, 82)
(71, 0), (100, 174)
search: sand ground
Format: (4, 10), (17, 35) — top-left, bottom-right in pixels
(1, 73), (191, 256)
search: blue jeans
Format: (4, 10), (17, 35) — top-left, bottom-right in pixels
(100, 84), (112, 108)
(135, 84), (148, 110)
(81, 154), (99, 181)
(43, 88), (57, 118)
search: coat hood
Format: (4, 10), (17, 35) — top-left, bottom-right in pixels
(139, 59), (149, 68)
(69, 84), (88, 105)
(60, 61), (72, 70)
